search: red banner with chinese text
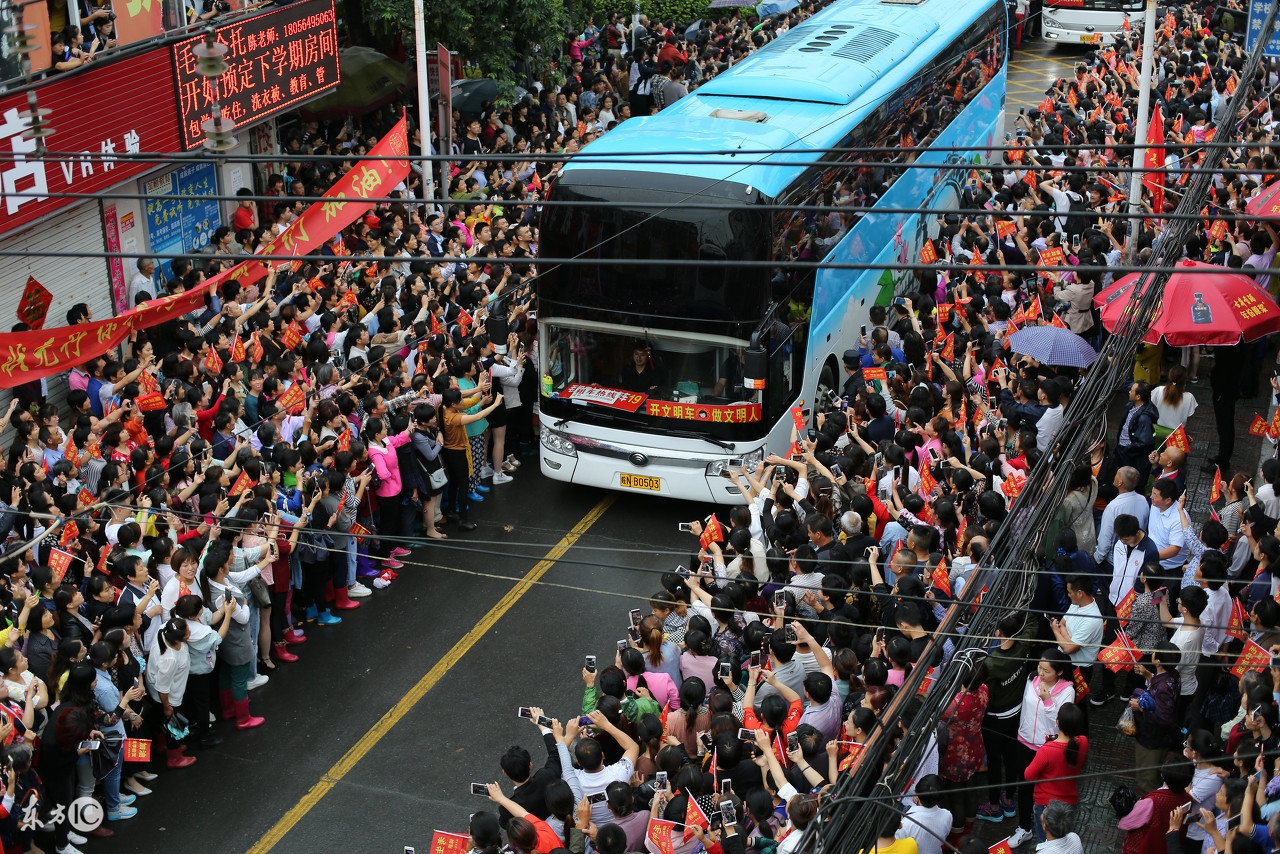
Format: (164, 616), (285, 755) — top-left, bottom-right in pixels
(645, 401), (763, 423)
(225, 116), (411, 290)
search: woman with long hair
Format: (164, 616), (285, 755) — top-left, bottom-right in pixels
(199, 541), (265, 731)
(1006, 649), (1075, 849)
(634, 614), (682, 686)
(438, 386), (504, 532)
(145, 617), (195, 769)
(363, 415), (414, 569)
(1024, 702), (1088, 843)
(1151, 364), (1197, 440)
(39, 662), (101, 850)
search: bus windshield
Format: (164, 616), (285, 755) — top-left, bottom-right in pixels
(538, 180), (772, 333)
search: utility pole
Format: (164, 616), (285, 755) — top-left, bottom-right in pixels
(1123, 0), (1158, 264)
(413, 0), (438, 214)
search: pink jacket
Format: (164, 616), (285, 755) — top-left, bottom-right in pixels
(625, 670), (679, 711)
(368, 433), (411, 497)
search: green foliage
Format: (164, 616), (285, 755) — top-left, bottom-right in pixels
(579, 0), (752, 29)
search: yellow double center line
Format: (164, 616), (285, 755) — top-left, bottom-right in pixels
(248, 494), (616, 854)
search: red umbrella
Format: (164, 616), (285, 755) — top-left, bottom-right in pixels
(1247, 179), (1280, 220)
(1093, 259), (1280, 346)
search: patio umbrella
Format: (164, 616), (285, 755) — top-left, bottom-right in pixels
(1247, 179), (1280, 220)
(299, 47), (412, 120)
(1093, 259), (1280, 346)
(1005, 325), (1098, 368)
(447, 78), (530, 119)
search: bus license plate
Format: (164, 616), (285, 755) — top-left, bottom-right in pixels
(619, 473), (661, 492)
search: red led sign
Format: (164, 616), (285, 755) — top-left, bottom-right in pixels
(171, 0), (341, 150)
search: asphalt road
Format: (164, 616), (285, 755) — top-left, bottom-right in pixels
(92, 468), (704, 854)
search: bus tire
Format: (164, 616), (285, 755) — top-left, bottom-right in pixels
(816, 360), (839, 417)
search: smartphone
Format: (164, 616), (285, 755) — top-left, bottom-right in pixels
(676, 564), (690, 578)
(535, 715), (553, 727)
(678, 522), (694, 533)
(578, 716), (593, 726)
(700, 731), (714, 750)
(873, 452), (883, 469)
(893, 297), (906, 306)
(617, 639), (628, 651)
(709, 810), (724, 829)
(875, 627), (886, 644)
(785, 626), (797, 643)
(1272, 656), (1280, 670)
(806, 428), (818, 441)
(655, 770), (669, 788)
(831, 464), (843, 479)
(893, 465), (903, 482)
(720, 800), (737, 826)
(718, 469), (734, 479)
(584, 655), (597, 673)
(1183, 809), (1197, 825)
(406, 848), (416, 854)
(721, 780), (733, 795)
(738, 727), (755, 741)
(774, 591), (786, 610)
(1228, 814), (1242, 830)
(861, 325), (868, 337)
(928, 447), (940, 462)
(629, 609), (642, 628)
(790, 454), (805, 462)
(1152, 587), (1168, 604)
(517, 707), (533, 719)
(750, 651), (761, 668)
(588, 791), (608, 804)
(719, 661), (733, 679)
(471, 783), (488, 796)
(77, 740), (99, 751)
(787, 732), (800, 751)
(728, 457), (745, 467)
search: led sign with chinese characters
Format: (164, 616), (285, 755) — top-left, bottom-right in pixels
(171, 0), (341, 150)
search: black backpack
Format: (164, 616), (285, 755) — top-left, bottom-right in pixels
(1060, 190), (1087, 239)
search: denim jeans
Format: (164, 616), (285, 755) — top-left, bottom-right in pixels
(344, 537), (356, 586)
(1033, 803), (1047, 843)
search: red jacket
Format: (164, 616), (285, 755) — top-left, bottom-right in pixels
(1024, 737), (1088, 805)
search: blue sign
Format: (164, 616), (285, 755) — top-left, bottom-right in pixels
(1246, 0), (1280, 59)
(143, 161), (222, 283)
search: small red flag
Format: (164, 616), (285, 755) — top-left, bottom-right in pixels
(58, 519), (79, 548)
(1098, 630), (1141, 672)
(647, 819), (678, 854)
(995, 219), (1016, 239)
(1251, 414), (1270, 436)
(931, 558), (951, 597)
(137, 370), (158, 394)
(1270, 407), (1280, 440)
(1165, 424), (1191, 453)
(202, 347), (223, 376)
(918, 462), (938, 498)
(48, 548), (74, 585)
(1049, 313), (1068, 329)
(349, 522), (370, 543)
(134, 392), (167, 412)
(228, 471), (256, 497)
(1040, 247), (1065, 267)
(920, 240), (938, 264)
(282, 323), (304, 351)
(122, 738), (153, 763)
(1227, 598), (1249, 641)
(1116, 588), (1136, 627)
(337, 430), (352, 452)
(277, 382), (306, 416)
(77, 487), (94, 508)
(230, 335), (247, 363)
(683, 797), (710, 842)
(1211, 467), (1223, 503)
(1232, 639), (1271, 679)
(699, 514), (726, 550)
(863, 366), (888, 381)
(989, 838), (1015, 854)
(790, 406), (807, 433)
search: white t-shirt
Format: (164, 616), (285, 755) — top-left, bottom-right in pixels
(898, 803), (954, 854)
(573, 758), (634, 825)
(1151, 386), (1198, 430)
(1169, 617), (1204, 696)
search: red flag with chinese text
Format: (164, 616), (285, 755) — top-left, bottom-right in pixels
(58, 520), (78, 548)
(1211, 467), (1222, 503)
(920, 240), (937, 264)
(277, 382), (306, 416)
(1143, 106), (1166, 216)
(122, 738), (153, 763)
(1097, 630), (1141, 672)
(1116, 588), (1136, 628)
(647, 819), (678, 854)
(700, 514), (725, 550)
(48, 548), (73, 585)
(931, 558), (951, 597)
(1165, 424), (1190, 452)
(1252, 414), (1270, 437)
(202, 347), (223, 376)
(1227, 598), (1249, 641)
(230, 335), (247, 363)
(1232, 640), (1271, 679)
(229, 471), (256, 497)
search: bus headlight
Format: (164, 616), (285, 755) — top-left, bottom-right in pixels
(540, 427), (578, 457)
(706, 447), (764, 477)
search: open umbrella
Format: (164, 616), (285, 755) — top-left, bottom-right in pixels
(757, 0), (800, 16)
(1247, 179), (1280, 220)
(1005, 326), (1098, 368)
(1093, 259), (1280, 346)
(447, 78), (530, 119)
(299, 47), (412, 120)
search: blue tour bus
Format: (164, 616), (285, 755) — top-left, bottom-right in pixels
(536, 0), (1007, 503)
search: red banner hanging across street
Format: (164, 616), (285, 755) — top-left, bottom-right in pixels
(0, 117), (412, 390)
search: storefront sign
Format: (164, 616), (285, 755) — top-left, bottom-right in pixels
(0, 47), (181, 237)
(142, 161), (222, 281)
(645, 401), (763, 423)
(171, 0), (341, 150)
(557, 383), (647, 412)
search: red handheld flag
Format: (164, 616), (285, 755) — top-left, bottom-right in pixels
(1165, 424), (1190, 453)
(683, 797), (710, 843)
(647, 819), (678, 854)
(1116, 588), (1136, 627)
(48, 548), (73, 586)
(277, 382), (306, 416)
(699, 514), (726, 550)
(1232, 639), (1271, 679)
(790, 406), (807, 434)
(228, 471), (256, 497)
(1270, 406), (1280, 440)
(230, 335), (247, 363)
(16, 276), (52, 330)
(989, 839), (1015, 854)
(1097, 630), (1141, 672)
(122, 738), (153, 763)
(1227, 598), (1249, 641)
(931, 558), (951, 598)
(1251, 414), (1270, 437)
(1211, 466), (1223, 503)
(920, 240), (938, 264)
(863, 366), (888, 381)
(202, 347), (223, 375)
(58, 519), (79, 548)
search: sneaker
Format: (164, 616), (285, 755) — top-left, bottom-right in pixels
(106, 806), (138, 821)
(1008, 828), (1034, 848)
(1000, 794), (1016, 818)
(1089, 691), (1115, 707)
(56, 845), (85, 854)
(68, 832), (88, 845)
(372, 575), (391, 589)
(389, 547), (412, 558)
(384, 558), (404, 570)
(348, 582), (371, 598)
(479, 465), (495, 479)
(118, 793), (137, 806)
(492, 472), (514, 485)
(976, 803), (1005, 823)
(247, 674), (270, 690)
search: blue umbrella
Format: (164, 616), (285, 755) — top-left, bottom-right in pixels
(1005, 325), (1098, 368)
(757, 0), (800, 16)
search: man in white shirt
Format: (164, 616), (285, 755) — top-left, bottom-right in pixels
(557, 709), (639, 825)
(1146, 479), (1186, 572)
(129, 258), (157, 305)
(1159, 585), (1207, 710)
(1052, 575), (1104, 670)
(897, 775), (952, 854)
(1094, 467), (1151, 567)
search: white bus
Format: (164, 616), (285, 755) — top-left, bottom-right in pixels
(1040, 0), (1143, 44)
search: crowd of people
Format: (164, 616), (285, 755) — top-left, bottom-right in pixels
(3, 0), (1280, 853)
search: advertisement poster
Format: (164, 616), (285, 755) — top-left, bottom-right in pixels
(143, 161), (221, 282)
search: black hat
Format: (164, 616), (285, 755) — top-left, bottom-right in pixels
(842, 349), (860, 369)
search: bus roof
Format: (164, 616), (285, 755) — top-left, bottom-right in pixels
(563, 0), (995, 199)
